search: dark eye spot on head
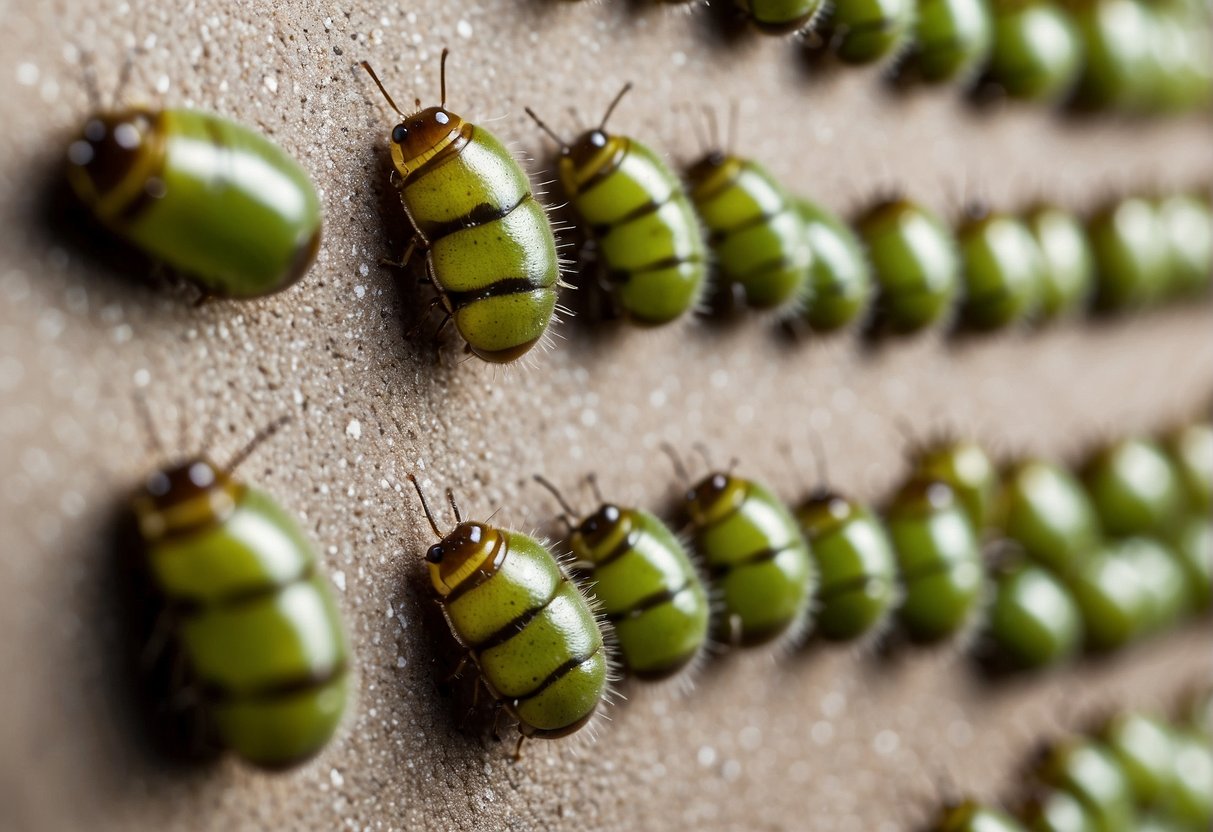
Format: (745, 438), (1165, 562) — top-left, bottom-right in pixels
(584, 518), (599, 534)
(435, 110), (449, 125)
(68, 140), (94, 166)
(146, 471), (171, 497)
(84, 119), (106, 142)
(392, 124), (408, 143)
(426, 544), (445, 564)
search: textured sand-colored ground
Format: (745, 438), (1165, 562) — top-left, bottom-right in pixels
(1, 1), (1210, 830)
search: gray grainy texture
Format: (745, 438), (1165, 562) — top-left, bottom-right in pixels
(1, 0), (1211, 830)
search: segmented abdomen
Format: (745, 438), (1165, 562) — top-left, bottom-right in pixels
(400, 127), (559, 361)
(441, 532), (607, 738)
(582, 510), (709, 679)
(695, 483), (816, 645)
(145, 487), (348, 768)
(691, 158), (812, 310)
(114, 110), (322, 298)
(567, 137), (707, 325)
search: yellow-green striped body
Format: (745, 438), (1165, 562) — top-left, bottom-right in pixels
(132, 462), (347, 768)
(798, 198), (874, 332)
(1033, 739), (1135, 832)
(855, 199), (960, 333)
(686, 473), (816, 645)
(570, 506), (709, 679)
(559, 132), (708, 325)
(67, 108), (322, 298)
(796, 494), (898, 641)
(687, 154), (813, 311)
(431, 525), (607, 738)
(885, 480), (984, 642)
(913, 440), (998, 532)
(390, 109), (559, 362)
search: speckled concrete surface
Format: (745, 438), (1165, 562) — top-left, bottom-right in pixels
(1, 1), (1211, 830)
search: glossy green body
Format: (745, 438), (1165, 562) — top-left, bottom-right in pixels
(855, 199), (960, 333)
(1184, 689), (1213, 739)
(909, 0), (993, 82)
(1087, 198), (1169, 312)
(985, 0), (1083, 101)
(398, 124), (559, 361)
(559, 134), (707, 326)
(1021, 789), (1101, 832)
(1145, 6), (1188, 112)
(1168, 731), (1213, 828)
(1081, 439), (1183, 537)
(67, 108), (322, 298)
(798, 199), (872, 332)
(1119, 537), (1188, 633)
(1066, 0), (1154, 110)
(1035, 740), (1135, 832)
(796, 495), (897, 640)
(988, 562), (1082, 668)
(736, 0), (825, 33)
(687, 155), (812, 310)
(913, 441), (998, 532)
(1025, 205), (1094, 320)
(957, 212), (1044, 330)
(999, 459), (1100, 576)
(932, 801), (1028, 831)
(885, 481), (984, 641)
(1099, 712), (1178, 808)
(823, 0), (916, 63)
(1065, 543), (1151, 650)
(1156, 193), (1213, 297)
(686, 474), (816, 645)
(140, 485), (347, 768)
(1148, 2), (1213, 112)
(1163, 422), (1213, 513)
(440, 530), (608, 737)
(1169, 516), (1212, 611)
(569, 507), (709, 679)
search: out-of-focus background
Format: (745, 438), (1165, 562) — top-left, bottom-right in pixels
(0, 1), (1210, 830)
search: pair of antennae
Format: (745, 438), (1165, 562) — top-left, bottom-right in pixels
(688, 101), (741, 158)
(79, 50), (134, 113)
(661, 442), (736, 485)
(525, 82), (633, 148)
(532, 473), (605, 521)
(408, 473), (463, 538)
(361, 47), (450, 117)
(133, 391), (289, 474)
